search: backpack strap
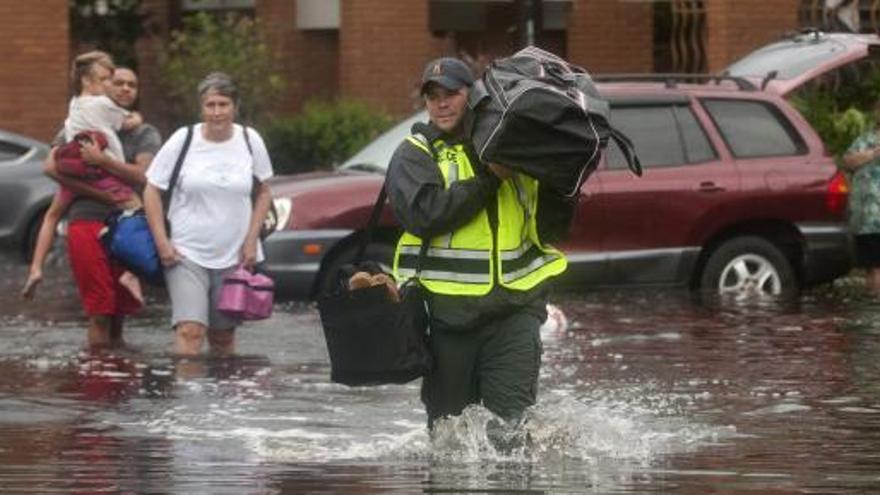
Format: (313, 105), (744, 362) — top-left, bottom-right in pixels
(242, 125), (279, 239)
(162, 125), (194, 216)
(242, 124), (254, 154)
(243, 125), (263, 188)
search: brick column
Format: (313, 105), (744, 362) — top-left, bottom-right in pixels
(0, 1), (69, 141)
(567, 0), (653, 73)
(705, 0), (801, 72)
(340, 0), (434, 115)
(257, 0), (339, 115)
(135, 0), (174, 134)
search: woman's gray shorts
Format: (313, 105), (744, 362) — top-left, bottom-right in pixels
(164, 257), (241, 330)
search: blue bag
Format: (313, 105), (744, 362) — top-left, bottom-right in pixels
(102, 209), (164, 286)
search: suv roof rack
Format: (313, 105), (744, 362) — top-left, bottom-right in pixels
(593, 73), (758, 91)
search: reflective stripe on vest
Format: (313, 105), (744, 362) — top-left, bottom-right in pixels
(393, 135), (566, 295)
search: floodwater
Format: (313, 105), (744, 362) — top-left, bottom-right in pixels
(1, 253), (880, 494)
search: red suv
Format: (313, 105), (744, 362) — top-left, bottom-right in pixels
(264, 32), (870, 300)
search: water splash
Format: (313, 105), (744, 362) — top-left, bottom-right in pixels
(429, 396), (733, 465)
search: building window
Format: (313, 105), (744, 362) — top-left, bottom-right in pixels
(654, 0), (707, 73)
(429, 0), (570, 65)
(181, 0), (254, 12)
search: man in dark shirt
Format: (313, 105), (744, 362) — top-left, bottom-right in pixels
(28, 66), (161, 347)
(385, 57), (574, 431)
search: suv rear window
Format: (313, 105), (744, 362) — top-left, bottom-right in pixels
(606, 104), (715, 169)
(702, 99), (806, 158)
(0, 140), (29, 162)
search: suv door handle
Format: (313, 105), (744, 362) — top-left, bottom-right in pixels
(698, 181), (725, 193)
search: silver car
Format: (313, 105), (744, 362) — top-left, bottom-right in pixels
(0, 128), (54, 259)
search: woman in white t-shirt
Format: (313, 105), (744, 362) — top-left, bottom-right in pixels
(143, 72), (274, 356)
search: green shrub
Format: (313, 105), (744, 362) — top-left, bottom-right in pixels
(791, 92), (872, 158)
(262, 100), (395, 175)
(789, 62), (880, 159)
(158, 12), (284, 126)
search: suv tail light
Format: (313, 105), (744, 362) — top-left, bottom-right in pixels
(826, 171), (849, 215)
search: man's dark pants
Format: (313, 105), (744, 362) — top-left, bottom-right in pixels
(421, 310), (543, 428)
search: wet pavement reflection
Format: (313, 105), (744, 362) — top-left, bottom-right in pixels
(1, 253), (880, 493)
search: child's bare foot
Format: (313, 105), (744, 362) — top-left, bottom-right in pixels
(21, 270), (42, 300)
(119, 271), (144, 306)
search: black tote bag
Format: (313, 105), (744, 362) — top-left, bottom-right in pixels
(316, 183), (432, 386)
(318, 278), (430, 385)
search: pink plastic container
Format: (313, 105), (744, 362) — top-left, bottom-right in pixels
(217, 266), (275, 320)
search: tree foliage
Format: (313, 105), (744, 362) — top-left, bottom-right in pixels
(158, 12), (285, 125)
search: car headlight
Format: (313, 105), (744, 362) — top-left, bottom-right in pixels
(271, 197), (292, 232)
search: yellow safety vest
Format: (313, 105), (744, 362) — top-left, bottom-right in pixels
(393, 135), (567, 296)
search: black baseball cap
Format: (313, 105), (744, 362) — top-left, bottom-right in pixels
(420, 57), (474, 95)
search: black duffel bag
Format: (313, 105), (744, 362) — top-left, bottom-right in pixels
(316, 183), (432, 387)
(467, 46), (641, 198)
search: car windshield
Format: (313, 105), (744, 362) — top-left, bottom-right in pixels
(339, 111), (427, 173)
(725, 35), (849, 80)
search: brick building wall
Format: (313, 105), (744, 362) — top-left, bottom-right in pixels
(567, 0), (654, 73)
(257, 0), (338, 116)
(0, 1), (69, 142)
(339, 0), (437, 115)
(705, 0), (802, 72)
(0, 1), (821, 142)
(135, 0), (174, 134)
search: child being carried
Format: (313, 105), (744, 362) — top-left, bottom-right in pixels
(21, 52), (143, 303)
(55, 90), (142, 211)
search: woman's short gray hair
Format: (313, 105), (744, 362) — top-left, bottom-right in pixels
(197, 72), (239, 104)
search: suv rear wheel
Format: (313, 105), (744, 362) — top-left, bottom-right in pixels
(700, 236), (797, 298)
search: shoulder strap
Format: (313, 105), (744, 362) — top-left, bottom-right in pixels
(358, 124), (436, 273)
(242, 125), (279, 239)
(243, 125), (261, 188)
(242, 124), (254, 155)
(162, 125), (194, 214)
(354, 176), (428, 276)
(243, 125), (263, 190)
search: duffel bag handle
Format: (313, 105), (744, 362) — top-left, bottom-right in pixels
(609, 127), (643, 177)
(467, 80), (490, 110)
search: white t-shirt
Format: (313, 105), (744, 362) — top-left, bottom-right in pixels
(146, 124), (274, 269)
(64, 95), (127, 161)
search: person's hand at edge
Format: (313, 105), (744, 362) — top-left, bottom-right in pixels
(156, 239), (181, 267)
(80, 139), (111, 168)
(240, 237), (258, 270)
(122, 112), (143, 131)
(488, 162), (513, 180)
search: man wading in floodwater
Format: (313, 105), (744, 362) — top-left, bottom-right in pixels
(385, 57), (575, 432)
